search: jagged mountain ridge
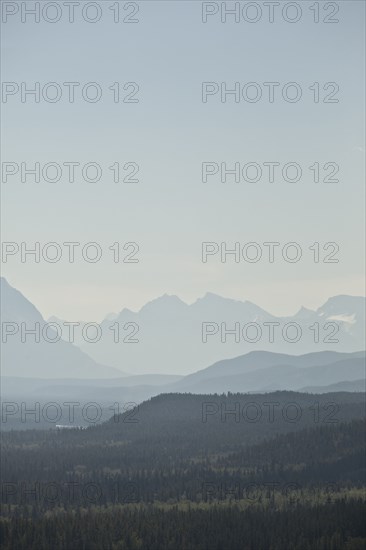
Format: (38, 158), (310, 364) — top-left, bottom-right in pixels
(52, 291), (365, 375)
(1, 277), (365, 377)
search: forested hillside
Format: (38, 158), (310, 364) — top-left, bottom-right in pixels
(1, 391), (365, 548)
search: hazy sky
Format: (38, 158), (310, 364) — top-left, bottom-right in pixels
(1, 0), (365, 320)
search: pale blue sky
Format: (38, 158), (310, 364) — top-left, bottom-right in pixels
(1, 1), (365, 320)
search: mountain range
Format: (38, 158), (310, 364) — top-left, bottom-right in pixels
(1, 277), (365, 379)
(52, 292), (365, 375)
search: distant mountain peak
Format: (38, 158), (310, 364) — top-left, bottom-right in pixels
(293, 306), (315, 318)
(139, 293), (188, 313)
(104, 312), (119, 321)
(317, 295), (365, 316)
(197, 292), (243, 304)
(318, 294), (365, 306)
(194, 293), (269, 312)
(1, 278), (123, 379)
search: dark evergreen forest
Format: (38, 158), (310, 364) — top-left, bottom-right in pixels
(1, 391), (365, 549)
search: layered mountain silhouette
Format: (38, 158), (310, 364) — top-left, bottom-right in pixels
(1, 277), (365, 378)
(0, 278), (123, 378)
(170, 350), (365, 394)
(2, 349), (365, 412)
(54, 291), (364, 375)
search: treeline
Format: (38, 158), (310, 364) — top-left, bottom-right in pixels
(1, 499), (365, 550)
(1, 420), (365, 507)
